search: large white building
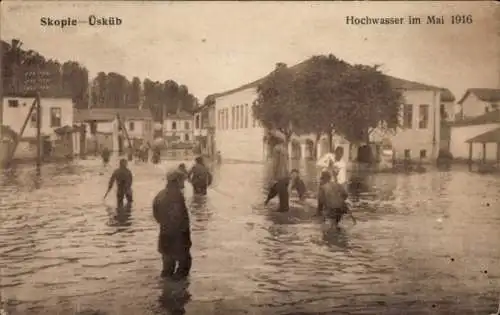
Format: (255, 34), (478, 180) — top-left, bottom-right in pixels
(2, 96), (76, 159)
(208, 61), (455, 163)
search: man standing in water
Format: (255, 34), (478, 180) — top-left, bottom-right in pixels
(153, 170), (192, 280)
(104, 158), (133, 208)
(101, 147), (111, 166)
(264, 130), (290, 212)
(188, 156), (213, 196)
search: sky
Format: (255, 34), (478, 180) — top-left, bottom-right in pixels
(1, 1), (499, 102)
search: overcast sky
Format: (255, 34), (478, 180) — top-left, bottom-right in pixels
(1, 1), (498, 101)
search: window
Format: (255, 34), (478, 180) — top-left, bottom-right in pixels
(8, 100), (19, 108)
(231, 107), (235, 129)
(418, 104), (429, 129)
(50, 107), (61, 127)
(184, 134), (189, 141)
(240, 105), (244, 128)
(185, 121), (190, 130)
(235, 105), (240, 129)
(172, 121), (177, 130)
(403, 104), (413, 128)
(225, 109), (229, 130)
(129, 121), (135, 131)
(404, 149), (411, 159)
(440, 104), (448, 120)
(485, 106), (489, 113)
(195, 115), (200, 129)
(420, 149), (427, 158)
(244, 104), (249, 128)
(492, 103), (499, 111)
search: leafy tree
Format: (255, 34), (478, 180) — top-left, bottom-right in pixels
(252, 63), (297, 141)
(128, 77), (141, 107)
(331, 64), (403, 144)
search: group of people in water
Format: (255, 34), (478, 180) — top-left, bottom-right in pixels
(104, 154), (213, 280)
(102, 129), (356, 280)
(264, 129), (357, 227)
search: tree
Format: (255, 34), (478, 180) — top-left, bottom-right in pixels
(252, 63), (298, 141)
(293, 55), (351, 151)
(253, 55), (403, 152)
(128, 77), (141, 107)
(331, 64), (403, 144)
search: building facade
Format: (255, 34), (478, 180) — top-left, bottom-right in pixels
(457, 88), (500, 119)
(163, 111), (194, 144)
(2, 96), (76, 160)
(209, 65), (453, 163)
(74, 108), (154, 154)
(193, 101), (216, 156)
(449, 110), (500, 161)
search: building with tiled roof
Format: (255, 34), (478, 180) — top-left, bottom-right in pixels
(207, 56), (455, 163)
(457, 88), (500, 118)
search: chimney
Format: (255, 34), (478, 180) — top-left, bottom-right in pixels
(275, 62), (287, 70)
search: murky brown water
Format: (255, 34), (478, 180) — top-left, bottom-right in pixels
(1, 159), (500, 315)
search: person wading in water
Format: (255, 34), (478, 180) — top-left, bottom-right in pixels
(101, 147), (111, 166)
(104, 158), (133, 208)
(187, 156), (213, 196)
(264, 130), (290, 212)
(153, 170), (192, 280)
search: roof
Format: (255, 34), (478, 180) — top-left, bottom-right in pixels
(449, 110), (500, 127)
(74, 108), (153, 122)
(466, 127), (500, 143)
(207, 57), (454, 102)
(165, 111), (193, 120)
(457, 88), (500, 105)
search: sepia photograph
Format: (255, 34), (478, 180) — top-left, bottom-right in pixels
(0, 1), (499, 314)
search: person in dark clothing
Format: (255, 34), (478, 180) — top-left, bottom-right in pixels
(289, 169), (307, 201)
(153, 170), (192, 280)
(188, 157), (213, 196)
(263, 130), (290, 212)
(316, 170), (356, 228)
(178, 163), (189, 182)
(105, 159), (133, 208)
(152, 147), (161, 164)
(101, 147), (111, 166)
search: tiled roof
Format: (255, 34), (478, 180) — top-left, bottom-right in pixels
(207, 57), (454, 102)
(74, 108), (153, 122)
(165, 111), (193, 120)
(457, 88), (500, 105)
(449, 110), (500, 127)
(466, 127), (500, 143)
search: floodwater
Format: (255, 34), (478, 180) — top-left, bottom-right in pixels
(1, 159), (499, 315)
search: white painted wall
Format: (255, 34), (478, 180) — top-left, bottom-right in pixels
(215, 87), (266, 162)
(163, 118), (194, 142)
(380, 89), (441, 160)
(460, 93), (494, 118)
(449, 123), (499, 160)
(213, 87), (444, 162)
(3, 97), (74, 138)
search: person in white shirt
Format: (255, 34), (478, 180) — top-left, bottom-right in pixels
(332, 146), (347, 189)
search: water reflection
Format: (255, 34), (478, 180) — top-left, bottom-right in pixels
(321, 227), (349, 251)
(105, 204), (133, 228)
(158, 279), (191, 315)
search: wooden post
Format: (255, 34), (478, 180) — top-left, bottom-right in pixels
(7, 98), (37, 162)
(36, 92), (42, 169)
